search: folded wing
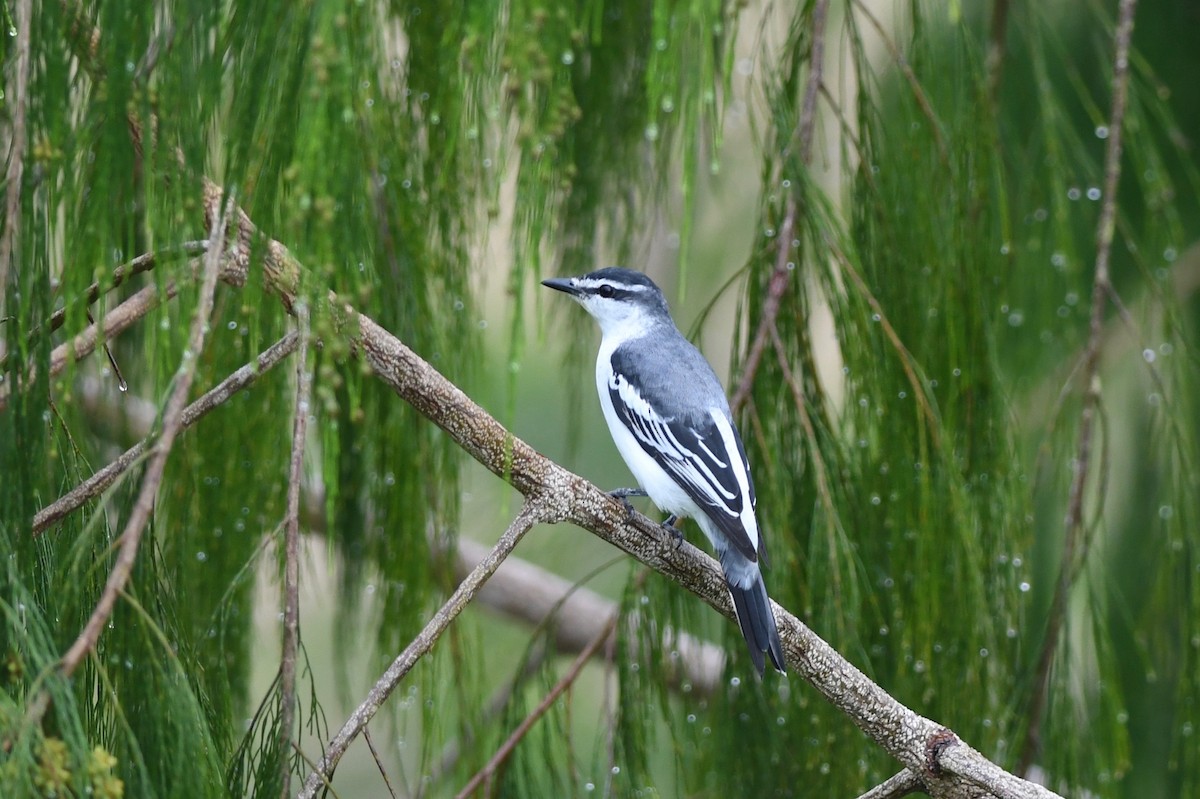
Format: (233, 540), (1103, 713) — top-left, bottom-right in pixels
(607, 362), (758, 562)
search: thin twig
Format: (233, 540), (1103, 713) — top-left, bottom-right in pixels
(0, 281), (177, 411)
(729, 0), (828, 414)
(426, 641), (550, 786)
(45, 242), (208, 336)
(855, 768), (924, 799)
(363, 727), (399, 799)
(298, 505), (546, 798)
(279, 305), (311, 798)
(985, 0), (1013, 104)
(134, 18), (175, 82)
(0, 242), (208, 380)
(32, 332), (300, 534)
(796, 0), (829, 167)
(823, 234), (943, 448)
(850, 0), (948, 159)
(0, 0), (32, 319)
(455, 613), (619, 799)
(40, 192), (232, 717)
(1018, 0), (1138, 774)
(769, 322), (837, 525)
(730, 198), (798, 415)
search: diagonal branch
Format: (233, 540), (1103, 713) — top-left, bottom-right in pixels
(855, 768), (923, 799)
(1018, 0), (1138, 773)
(43, 242), (208, 337)
(452, 537), (725, 694)
(455, 613), (619, 799)
(297, 504), (548, 797)
(730, 197), (799, 414)
(32, 331), (300, 535)
(0, 282), (175, 412)
(362, 728), (399, 799)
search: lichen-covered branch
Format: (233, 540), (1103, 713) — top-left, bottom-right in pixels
(269, 281), (1062, 799)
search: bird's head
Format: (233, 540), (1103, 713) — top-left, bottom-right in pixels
(542, 268), (671, 337)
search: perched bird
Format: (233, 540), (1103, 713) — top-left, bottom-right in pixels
(543, 267), (786, 675)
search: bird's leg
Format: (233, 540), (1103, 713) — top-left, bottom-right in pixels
(609, 487), (648, 519)
(660, 515), (684, 549)
(608, 490), (683, 549)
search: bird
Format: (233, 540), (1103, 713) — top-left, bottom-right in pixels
(543, 267), (786, 675)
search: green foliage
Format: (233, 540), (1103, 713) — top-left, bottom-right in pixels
(1, 0), (1198, 797)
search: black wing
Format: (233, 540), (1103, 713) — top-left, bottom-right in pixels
(607, 360), (758, 561)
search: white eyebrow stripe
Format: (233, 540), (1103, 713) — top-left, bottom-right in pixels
(575, 278), (651, 292)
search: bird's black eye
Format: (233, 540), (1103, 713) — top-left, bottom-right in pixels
(598, 284), (615, 298)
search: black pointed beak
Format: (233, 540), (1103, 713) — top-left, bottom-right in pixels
(541, 277), (581, 296)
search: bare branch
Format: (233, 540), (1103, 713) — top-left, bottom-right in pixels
(1019, 0), (1138, 772)
(426, 642), (550, 786)
(855, 768), (923, 799)
(797, 0), (829, 163)
(0, 281), (175, 412)
(279, 305), (312, 798)
(44, 242), (208, 336)
(0, 241), (213, 406)
(32, 332), (300, 535)
(729, 197), (798, 415)
(297, 506), (547, 797)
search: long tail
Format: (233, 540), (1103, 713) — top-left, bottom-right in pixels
(726, 570), (786, 676)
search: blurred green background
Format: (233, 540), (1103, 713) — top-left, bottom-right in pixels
(2, 0), (1198, 797)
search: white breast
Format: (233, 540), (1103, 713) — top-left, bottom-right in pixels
(595, 339), (699, 521)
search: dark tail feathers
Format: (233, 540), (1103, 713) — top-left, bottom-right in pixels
(728, 575), (786, 676)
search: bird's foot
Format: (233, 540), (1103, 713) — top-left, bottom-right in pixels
(661, 515), (684, 550)
(609, 487), (648, 519)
